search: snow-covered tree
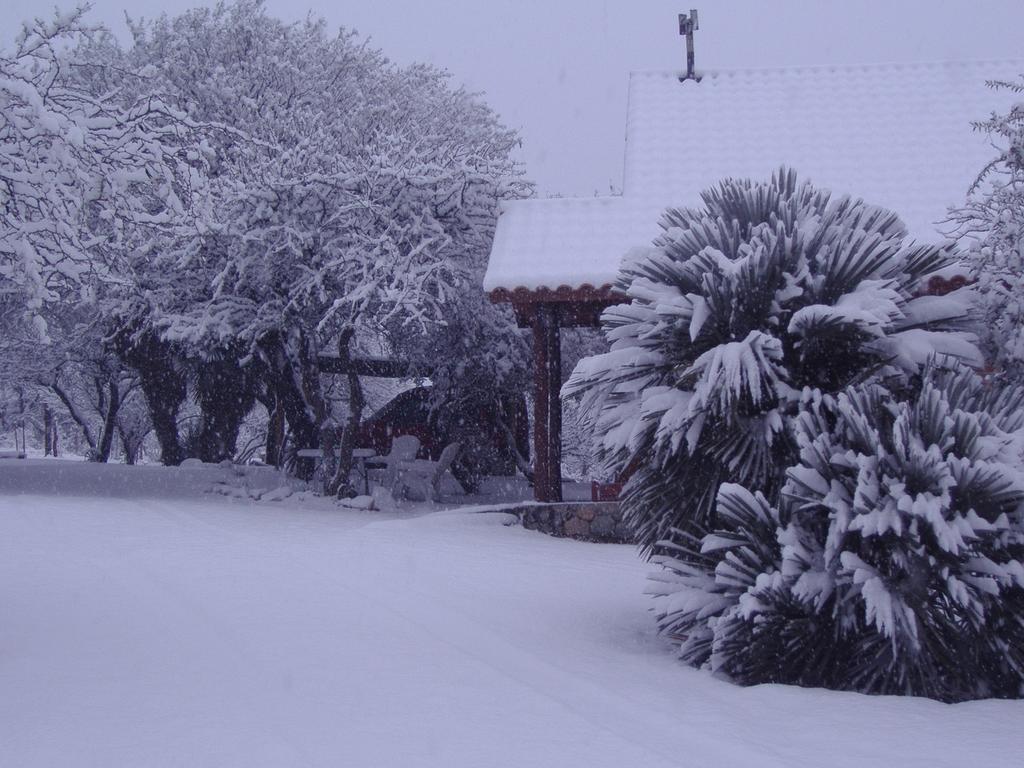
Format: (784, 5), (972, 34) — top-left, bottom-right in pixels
(43, 315), (140, 463)
(560, 329), (608, 481)
(78, 1), (529, 479)
(0, 299), (151, 462)
(951, 76), (1024, 378)
(649, 361), (1024, 701)
(391, 288), (532, 490)
(0, 6), (208, 343)
(566, 169), (981, 553)
(0, 6), (215, 463)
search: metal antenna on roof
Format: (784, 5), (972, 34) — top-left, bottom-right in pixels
(678, 10), (699, 81)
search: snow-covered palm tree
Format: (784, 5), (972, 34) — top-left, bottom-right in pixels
(650, 362), (1024, 701)
(565, 169), (981, 554)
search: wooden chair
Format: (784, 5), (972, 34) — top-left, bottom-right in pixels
(393, 441), (462, 502)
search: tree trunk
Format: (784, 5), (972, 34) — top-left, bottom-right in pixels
(118, 424), (136, 465)
(496, 408), (533, 483)
(116, 421), (150, 466)
(51, 382), (96, 453)
(137, 362), (186, 465)
(43, 406), (54, 456)
(258, 330), (326, 480)
(191, 354), (259, 463)
(148, 391), (186, 465)
(111, 328), (187, 466)
(15, 388), (26, 454)
(325, 330), (365, 497)
(95, 380), (121, 463)
(264, 395), (285, 467)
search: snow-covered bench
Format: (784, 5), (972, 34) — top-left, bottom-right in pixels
(0, 450), (27, 460)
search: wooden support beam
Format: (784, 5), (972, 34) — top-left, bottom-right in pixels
(532, 303), (563, 502)
(486, 285), (626, 329)
(317, 356), (428, 378)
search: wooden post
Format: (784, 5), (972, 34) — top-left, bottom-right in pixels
(532, 303), (563, 502)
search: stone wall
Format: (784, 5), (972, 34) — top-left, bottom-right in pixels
(508, 501), (633, 544)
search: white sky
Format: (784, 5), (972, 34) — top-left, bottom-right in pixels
(5, 1), (1024, 195)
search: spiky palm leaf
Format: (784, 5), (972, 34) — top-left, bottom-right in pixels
(565, 169), (981, 555)
(655, 361), (1024, 701)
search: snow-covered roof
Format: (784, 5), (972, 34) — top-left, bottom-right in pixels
(484, 196), (663, 299)
(484, 59), (1024, 296)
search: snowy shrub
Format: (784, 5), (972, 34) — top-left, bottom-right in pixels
(650, 362), (1024, 701)
(565, 169), (981, 553)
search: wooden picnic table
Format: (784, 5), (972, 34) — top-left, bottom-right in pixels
(352, 448), (379, 495)
(296, 447), (380, 495)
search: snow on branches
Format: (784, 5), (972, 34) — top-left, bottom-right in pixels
(0, 6), (209, 340)
(2, 1), (529, 474)
(951, 75), (1024, 378)
(45, 0), (531, 470)
(111, 0), (529, 353)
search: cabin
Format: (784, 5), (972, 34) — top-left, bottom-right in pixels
(357, 386), (529, 491)
(484, 37), (1024, 502)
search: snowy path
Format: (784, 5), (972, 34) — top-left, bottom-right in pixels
(1, 485), (1022, 766)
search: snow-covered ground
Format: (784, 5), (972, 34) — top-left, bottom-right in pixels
(1, 461), (1022, 767)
